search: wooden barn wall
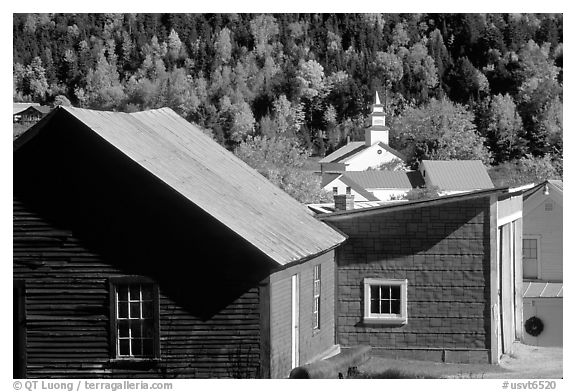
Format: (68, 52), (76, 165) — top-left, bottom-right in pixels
(268, 251), (336, 378)
(13, 115), (275, 378)
(325, 198), (493, 363)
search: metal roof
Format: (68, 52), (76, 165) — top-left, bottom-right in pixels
(421, 160), (494, 191)
(338, 175), (379, 201)
(523, 282), (563, 298)
(341, 170), (424, 190)
(13, 102), (40, 114)
(17, 106), (346, 266)
(319, 142), (366, 163)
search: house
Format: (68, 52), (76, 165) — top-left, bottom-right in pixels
(521, 180), (563, 347)
(323, 170), (425, 202)
(319, 187), (524, 364)
(13, 103), (51, 124)
(13, 106), (346, 378)
(319, 92), (405, 186)
(419, 160), (494, 195)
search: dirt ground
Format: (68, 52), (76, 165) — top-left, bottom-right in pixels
(357, 342), (562, 379)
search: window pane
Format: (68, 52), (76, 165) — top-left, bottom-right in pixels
(118, 320), (129, 338)
(130, 285), (141, 301)
(390, 299), (400, 314)
(370, 298), (380, 314)
(142, 302), (154, 319)
(142, 321), (155, 339)
(130, 302), (141, 319)
(130, 322), (143, 338)
(131, 339), (142, 356)
(119, 339), (130, 356)
(117, 285), (128, 301)
(391, 286), (400, 300)
(118, 302), (128, 319)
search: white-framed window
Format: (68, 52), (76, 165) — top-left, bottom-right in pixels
(110, 277), (160, 359)
(313, 264), (321, 329)
(522, 236), (540, 279)
(363, 278), (408, 325)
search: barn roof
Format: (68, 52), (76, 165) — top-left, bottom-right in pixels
(15, 106), (346, 266)
(13, 102), (40, 115)
(420, 160), (494, 191)
(341, 170), (425, 190)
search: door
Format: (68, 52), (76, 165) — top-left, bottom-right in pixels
(291, 274), (299, 369)
(13, 280), (26, 378)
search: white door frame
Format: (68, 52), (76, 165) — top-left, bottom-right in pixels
(291, 274), (300, 369)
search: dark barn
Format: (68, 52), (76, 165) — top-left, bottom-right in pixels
(13, 107), (345, 378)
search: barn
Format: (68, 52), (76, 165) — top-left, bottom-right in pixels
(13, 106), (346, 378)
(319, 187), (524, 364)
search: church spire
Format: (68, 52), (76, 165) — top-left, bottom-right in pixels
(365, 90), (388, 146)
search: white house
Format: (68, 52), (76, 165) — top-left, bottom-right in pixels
(323, 170), (425, 202)
(521, 180), (562, 347)
(319, 92), (405, 186)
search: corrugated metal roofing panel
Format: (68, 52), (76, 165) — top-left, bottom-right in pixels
(422, 160), (494, 191)
(341, 171), (424, 189)
(523, 282), (563, 298)
(47, 107), (346, 266)
(319, 142), (366, 163)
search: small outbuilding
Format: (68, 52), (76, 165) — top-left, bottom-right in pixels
(319, 187), (523, 364)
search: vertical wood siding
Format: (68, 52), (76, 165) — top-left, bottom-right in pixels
(269, 251), (336, 378)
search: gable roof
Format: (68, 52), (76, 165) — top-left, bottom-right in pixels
(523, 179), (563, 207)
(13, 102), (40, 115)
(337, 176), (379, 201)
(319, 141), (405, 164)
(421, 160), (494, 191)
(15, 106), (346, 266)
(341, 171), (424, 190)
(319, 141), (366, 163)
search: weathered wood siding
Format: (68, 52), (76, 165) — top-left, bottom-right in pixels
(269, 251), (336, 378)
(325, 198), (493, 363)
(14, 197), (266, 378)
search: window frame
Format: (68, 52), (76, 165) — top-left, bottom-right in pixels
(363, 278), (408, 325)
(312, 264), (321, 330)
(109, 276), (160, 361)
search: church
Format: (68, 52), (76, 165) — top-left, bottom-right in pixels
(318, 92), (405, 187)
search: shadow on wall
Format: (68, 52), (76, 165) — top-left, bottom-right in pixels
(337, 200), (489, 265)
(14, 114), (275, 320)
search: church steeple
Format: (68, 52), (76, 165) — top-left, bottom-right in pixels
(370, 91), (386, 127)
(365, 91), (388, 146)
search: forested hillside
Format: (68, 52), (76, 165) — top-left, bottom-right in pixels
(13, 13), (562, 193)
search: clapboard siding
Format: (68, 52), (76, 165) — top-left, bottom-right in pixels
(14, 198), (264, 378)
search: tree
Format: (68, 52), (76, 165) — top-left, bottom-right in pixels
(486, 93), (526, 163)
(249, 14), (279, 58)
(390, 98), (491, 166)
(489, 154), (561, 188)
(214, 27), (233, 65)
(405, 185), (442, 201)
(235, 136), (330, 203)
